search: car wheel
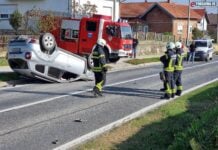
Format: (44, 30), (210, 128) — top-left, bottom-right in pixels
(39, 33), (56, 54)
(87, 54), (94, 69)
(109, 57), (120, 63)
(205, 55), (209, 62)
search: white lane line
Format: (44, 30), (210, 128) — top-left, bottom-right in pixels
(0, 60), (218, 114)
(185, 60), (218, 70)
(0, 89), (91, 114)
(53, 78), (218, 150)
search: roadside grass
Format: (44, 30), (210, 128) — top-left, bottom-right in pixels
(77, 81), (218, 150)
(0, 57), (8, 66)
(126, 57), (160, 65)
(0, 72), (20, 82)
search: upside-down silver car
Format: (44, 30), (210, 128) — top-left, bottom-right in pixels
(7, 33), (93, 82)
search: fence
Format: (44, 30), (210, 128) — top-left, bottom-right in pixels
(135, 32), (176, 42)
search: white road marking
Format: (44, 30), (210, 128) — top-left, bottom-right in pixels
(54, 78), (218, 150)
(0, 60), (218, 114)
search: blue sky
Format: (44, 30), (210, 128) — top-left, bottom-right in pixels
(123, 0), (217, 13)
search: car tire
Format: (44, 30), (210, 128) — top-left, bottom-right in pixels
(87, 54), (94, 69)
(39, 33), (56, 55)
(205, 55), (209, 62)
(109, 57), (120, 63)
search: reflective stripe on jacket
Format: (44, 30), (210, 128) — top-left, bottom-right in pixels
(164, 53), (176, 72)
(175, 54), (183, 71)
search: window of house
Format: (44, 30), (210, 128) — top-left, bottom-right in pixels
(144, 26), (148, 33)
(177, 24), (183, 34)
(86, 21), (97, 32)
(189, 26), (193, 33)
(0, 14), (10, 19)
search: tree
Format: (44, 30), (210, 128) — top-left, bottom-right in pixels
(192, 28), (203, 40)
(37, 12), (58, 33)
(9, 10), (22, 34)
(24, 8), (62, 34)
(73, 1), (97, 18)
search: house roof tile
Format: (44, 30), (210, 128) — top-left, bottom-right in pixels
(121, 2), (202, 20)
(120, 2), (153, 18)
(207, 13), (218, 25)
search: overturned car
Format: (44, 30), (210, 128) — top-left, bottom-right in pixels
(7, 33), (94, 82)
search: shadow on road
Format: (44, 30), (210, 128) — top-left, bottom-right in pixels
(74, 86), (163, 99)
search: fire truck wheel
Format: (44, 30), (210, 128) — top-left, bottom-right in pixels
(39, 33), (56, 54)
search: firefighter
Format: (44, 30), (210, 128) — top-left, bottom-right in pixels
(160, 42), (176, 99)
(174, 41), (184, 96)
(92, 39), (107, 97)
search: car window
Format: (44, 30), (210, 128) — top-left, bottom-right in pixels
(195, 41), (207, 47)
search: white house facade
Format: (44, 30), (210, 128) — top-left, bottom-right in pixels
(197, 17), (207, 31)
(0, 0), (120, 30)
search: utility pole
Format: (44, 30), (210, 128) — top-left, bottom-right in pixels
(73, 0), (76, 18)
(113, 0), (116, 21)
(217, 4), (218, 43)
(186, 0), (191, 46)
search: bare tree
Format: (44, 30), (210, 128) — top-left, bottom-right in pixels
(73, 0), (97, 18)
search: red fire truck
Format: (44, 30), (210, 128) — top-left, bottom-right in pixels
(51, 14), (133, 67)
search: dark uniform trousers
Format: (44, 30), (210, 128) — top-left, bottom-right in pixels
(164, 71), (175, 97)
(160, 51), (176, 98)
(174, 53), (183, 95)
(94, 71), (106, 92)
(174, 70), (182, 93)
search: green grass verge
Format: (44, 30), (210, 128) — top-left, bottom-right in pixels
(126, 57), (160, 65)
(0, 57), (8, 66)
(77, 81), (218, 150)
(0, 72), (20, 82)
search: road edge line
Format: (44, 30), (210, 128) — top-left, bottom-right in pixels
(54, 78), (218, 150)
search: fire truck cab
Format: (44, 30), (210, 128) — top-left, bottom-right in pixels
(52, 14), (133, 66)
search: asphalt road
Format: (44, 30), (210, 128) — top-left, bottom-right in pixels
(0, 57), (218, 150)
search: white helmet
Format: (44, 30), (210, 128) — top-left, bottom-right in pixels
(166, 42), (175, 50)
(97, 39), (106, 47)
(175, 41), (182, 49)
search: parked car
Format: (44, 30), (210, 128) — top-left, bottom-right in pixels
(7, 33), (94, 83)
(193, 39), (214, 61)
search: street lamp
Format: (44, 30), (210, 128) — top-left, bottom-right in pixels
(216, 4), (218, 43)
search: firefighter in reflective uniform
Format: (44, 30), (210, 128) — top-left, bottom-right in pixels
(160, 42), (176, 99)
(174, 41), (184, 96)
(92, 39), (107, 97)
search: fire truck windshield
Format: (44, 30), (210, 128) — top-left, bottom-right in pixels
(120, 26), (132, 39)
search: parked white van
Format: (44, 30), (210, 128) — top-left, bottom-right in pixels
(194, 39), (214, 61)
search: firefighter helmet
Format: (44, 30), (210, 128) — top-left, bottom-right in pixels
(166, 42), (175, 50)
(175, 41), (182, 49)
(97, 39), (106, 47)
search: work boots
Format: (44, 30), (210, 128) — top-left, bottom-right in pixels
(93, 87), (103, 97)
(176, 90), (182, 96)
(160, 93), (171, 100)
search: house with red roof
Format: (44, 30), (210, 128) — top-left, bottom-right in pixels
(206, 13), (218, 42)
(120, 0), (206, 41)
